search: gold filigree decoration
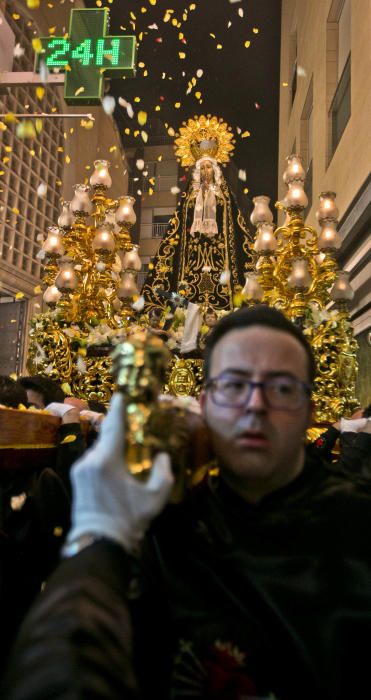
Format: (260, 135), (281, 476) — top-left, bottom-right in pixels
(174, 115), (235, 168)
(164, 358), (204, 397)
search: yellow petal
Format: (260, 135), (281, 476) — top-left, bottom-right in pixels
(60, 435), (77, 444)
(32, 38), (42, 53)
(138, 110), (147, 125)
(61, 382), (72, 394)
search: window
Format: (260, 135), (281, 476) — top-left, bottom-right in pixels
(300, 78), (313, 217)
(289, 30), (298, 107)
(330, 55), (351, 156)
(327, 0), (351, 161)
(142, 160), (178, 193)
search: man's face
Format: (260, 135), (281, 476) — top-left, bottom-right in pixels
(200, 326), (313, 500)
(200, 160), (214, 184)
(26, 388), (45, 409)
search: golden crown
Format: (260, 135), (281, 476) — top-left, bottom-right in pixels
(174, 115), (235, 168)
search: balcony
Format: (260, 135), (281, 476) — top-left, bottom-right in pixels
(140, 222), (169, 239)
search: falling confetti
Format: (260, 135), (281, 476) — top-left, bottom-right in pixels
(102, 95), (116, 115)
(238, 169), (247, 181)
(16, 121), (36, 139)
(37, 183), (47, 197)
(32, 38), (42, 53)
(219, 270), (231, 286)
(132, 296), (145, 311)
(138, 110), (147, 125)
(13, 43), (25, 58)
(297, 65), (307, 77)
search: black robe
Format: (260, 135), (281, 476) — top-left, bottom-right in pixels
(142, 177), (254, 312)
(4, 456), (371, 700)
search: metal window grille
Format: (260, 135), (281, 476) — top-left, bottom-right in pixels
(0, 3), (65, 283)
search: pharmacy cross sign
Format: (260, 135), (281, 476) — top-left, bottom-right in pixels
(35, 8), (136, 105)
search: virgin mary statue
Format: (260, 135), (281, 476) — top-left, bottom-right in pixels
(142, 115), (254, 312)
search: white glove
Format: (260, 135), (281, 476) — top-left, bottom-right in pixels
(340, 417), (368, 433)
(45, 402), (78, 418)
(66, 393), (174, 553)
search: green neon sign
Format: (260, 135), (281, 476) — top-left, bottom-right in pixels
(36, 8), (136, 105)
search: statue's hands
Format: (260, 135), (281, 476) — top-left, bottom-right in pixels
(66, 393), (174, 553)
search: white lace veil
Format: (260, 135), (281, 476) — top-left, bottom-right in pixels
(190, 157), (223, 238)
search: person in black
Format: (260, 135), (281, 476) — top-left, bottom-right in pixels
(4, 306), (371, 700)
(17, 375), (65, 409)
(0, 383), (86, 672)
(309, 404), (371, 476)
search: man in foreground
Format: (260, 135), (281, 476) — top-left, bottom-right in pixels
(4, 306), (371, 699)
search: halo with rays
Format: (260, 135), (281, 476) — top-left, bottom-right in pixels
(174, 115), (235, 168)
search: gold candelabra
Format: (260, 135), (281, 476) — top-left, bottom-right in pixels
(28, 160), (142, 403)
(244, 155), (358, 423)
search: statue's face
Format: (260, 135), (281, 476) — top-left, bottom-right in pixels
(200, 160), (215, 184)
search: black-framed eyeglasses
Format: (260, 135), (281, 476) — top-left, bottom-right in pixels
(205, 373), (312, 411)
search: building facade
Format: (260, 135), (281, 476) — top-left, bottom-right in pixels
(279, 0), (371, 405)
(0, 0), (128, 375)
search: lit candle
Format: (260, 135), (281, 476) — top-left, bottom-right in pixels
(90, 160), (112, 189)
(317, 222), (342, 251)
(254, 223), (277, 254)
(316, 192), (339, 223)
(250, 195), (274, 226)
(330, 270), (354, 301)
(287, 258), (312, 289)
(283, 154), (305, 184)
(92, 224), (115, 252)
(242, 273), (264, 301)
(42, 227), (65, 256)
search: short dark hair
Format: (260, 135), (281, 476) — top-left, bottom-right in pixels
(363, 404), (371, 418)
(204, 305), (316, 385)
(0, 376), (28, 408)
(18, 375), (65, 407)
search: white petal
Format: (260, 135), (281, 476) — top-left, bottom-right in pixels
(102, 95), (116, 115)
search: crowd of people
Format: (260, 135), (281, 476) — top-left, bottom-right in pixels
(0, 305), (370, 699)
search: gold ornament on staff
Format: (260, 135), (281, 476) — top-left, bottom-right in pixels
(111, 331), (171, 476)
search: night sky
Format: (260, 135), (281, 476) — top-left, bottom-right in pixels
(87, 0), (282, 210)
